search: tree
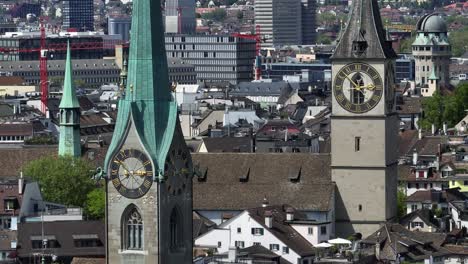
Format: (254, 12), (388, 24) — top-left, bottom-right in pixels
(449, 27), (468, 57)
(201, 8), (227, 22)
(399, 35), (415, 53)
(420, 91), (444, 130)
(236, 10), (243, 20)
(317, 12), (336, 28)
(316, 34), (332, 44)
(397, 189), (406, 220)
(85, 187), (105, 220)
(23, 156), (96, 208)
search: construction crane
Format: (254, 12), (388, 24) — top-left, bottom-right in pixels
(231, 25), (264, 80)
(386, 24), (416, 32)
(0, 39), (118, 115)
(39, 17), (48, 114)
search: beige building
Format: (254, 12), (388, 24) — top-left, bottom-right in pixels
(0, 76), (36, 97)
(330, 0), (398, 236)
(412, 14), (451, 93)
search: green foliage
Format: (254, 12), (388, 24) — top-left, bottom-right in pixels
(196, 12), (202, 18)
(23, 156), (95, 208)
(449, 27), (468, 57)
(420, 84), (468, 130)
(201, 9), (227, 22)
(399, 35), (416, 53)
(420, 91), (445, 130)
(316, 34), (332, 44)
(317, 12), (336, 28)
(397, 189), (406, 220)
(85, 187), (105, 220)
(236, 10), (243, 20)
(434, 208), (443, 218)
(24, 135), (57, 145)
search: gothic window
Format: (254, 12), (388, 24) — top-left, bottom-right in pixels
(170, 207), (183, 251)
(122, 206), (143, 250)
(350, 74), (365, 104)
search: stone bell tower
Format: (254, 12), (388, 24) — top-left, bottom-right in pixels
(330, 0), (399, 237)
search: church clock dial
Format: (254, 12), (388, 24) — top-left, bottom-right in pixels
(334, 62), (384, 114)
(164, 148), (190, 196)
(110, 149), (153, 199)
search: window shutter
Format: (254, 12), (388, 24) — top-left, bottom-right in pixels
(251, 228), (255, 235)
(260, 228), (264, 235)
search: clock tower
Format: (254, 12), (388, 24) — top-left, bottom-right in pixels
(102, 0), (193, 263)
(331, 0), (398, 236)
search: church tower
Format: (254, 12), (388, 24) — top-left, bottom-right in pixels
(330, 0), (398, 236)
(58, 42), (81, 157)
(103, 0), (193, 263)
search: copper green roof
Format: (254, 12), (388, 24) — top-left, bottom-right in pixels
(59, 41), (80, 109)
(103, 0), (177, 177)
(429, 67), (439, 80)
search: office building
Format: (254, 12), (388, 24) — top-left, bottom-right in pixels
(165, 34), (256, 84)
(395, 54), (415, 82)
(255, 0), (302, 47)
(108, 16), (132, 42)
(301, 0), (316, 45)
(165, 0), (196, 34)
(63, 0), (94, 32)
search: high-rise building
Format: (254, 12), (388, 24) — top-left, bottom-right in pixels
(255, 0), (302, 47)
(165, 34), (256, 84)
(330, 0), (398, 236)
(58, 42), (81, 158)
(412, 14), (451, 92)
(63, 0), (94, 31)
(108, 16), (132, 42)
(165, 0), (196, 34)
(301, 0), (316, 45)
(103, 0), (193, 263)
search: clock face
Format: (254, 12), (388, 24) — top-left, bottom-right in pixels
(110, 149), (153, 199)
(164, 148), (190, 196)
(333, 63), (384, 114)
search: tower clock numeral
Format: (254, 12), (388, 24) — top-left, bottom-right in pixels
(344, 102), (352, 110)
(365, 102), (372, 109)
(111, 170), (118, 175)
(138, 188), (144, 196)
(336, 93), (345, 102)
(354, 64), (361, 71)
(119, 185), (127, 193)
(355, 105), (361, 112)
(142, 160), (151, 167)
(143, 180), (152, 189)
(112, 178), (120, 187)
(343, 67), (352, 74)
(335, 85), (342, 91)
(146, 171), (153, 177)
(375, 85), (383, 90)
(372, 74), (380, 80)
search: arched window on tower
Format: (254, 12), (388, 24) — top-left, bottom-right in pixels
(351, 74), (365, 104)
(170, 207), (183, 251)
(122, 206), (143, 250)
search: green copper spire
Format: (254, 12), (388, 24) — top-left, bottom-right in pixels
(104, 0), (178, 180)
(58, 41), (81, 157)
(429, 67), (439, 80)
(59, 41), (80, 109)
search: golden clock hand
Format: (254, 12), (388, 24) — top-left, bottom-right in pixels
(117, 160), (133, 176)
(343, 74), (359, 88)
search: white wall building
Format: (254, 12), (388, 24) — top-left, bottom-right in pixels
(195, 205), (327, 264)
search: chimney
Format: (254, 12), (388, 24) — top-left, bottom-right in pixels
(443, 122), (447, 135)
(228, 247), (237, 262)
(418, 129), (422, 140)
(18, 171), (23, 195)
(413, 149), (418, 165)
(286, 207), (294, 221)
(265, 210), (273, 228)
(262, 196), (269, 207)
(431, 124), (436, 135)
